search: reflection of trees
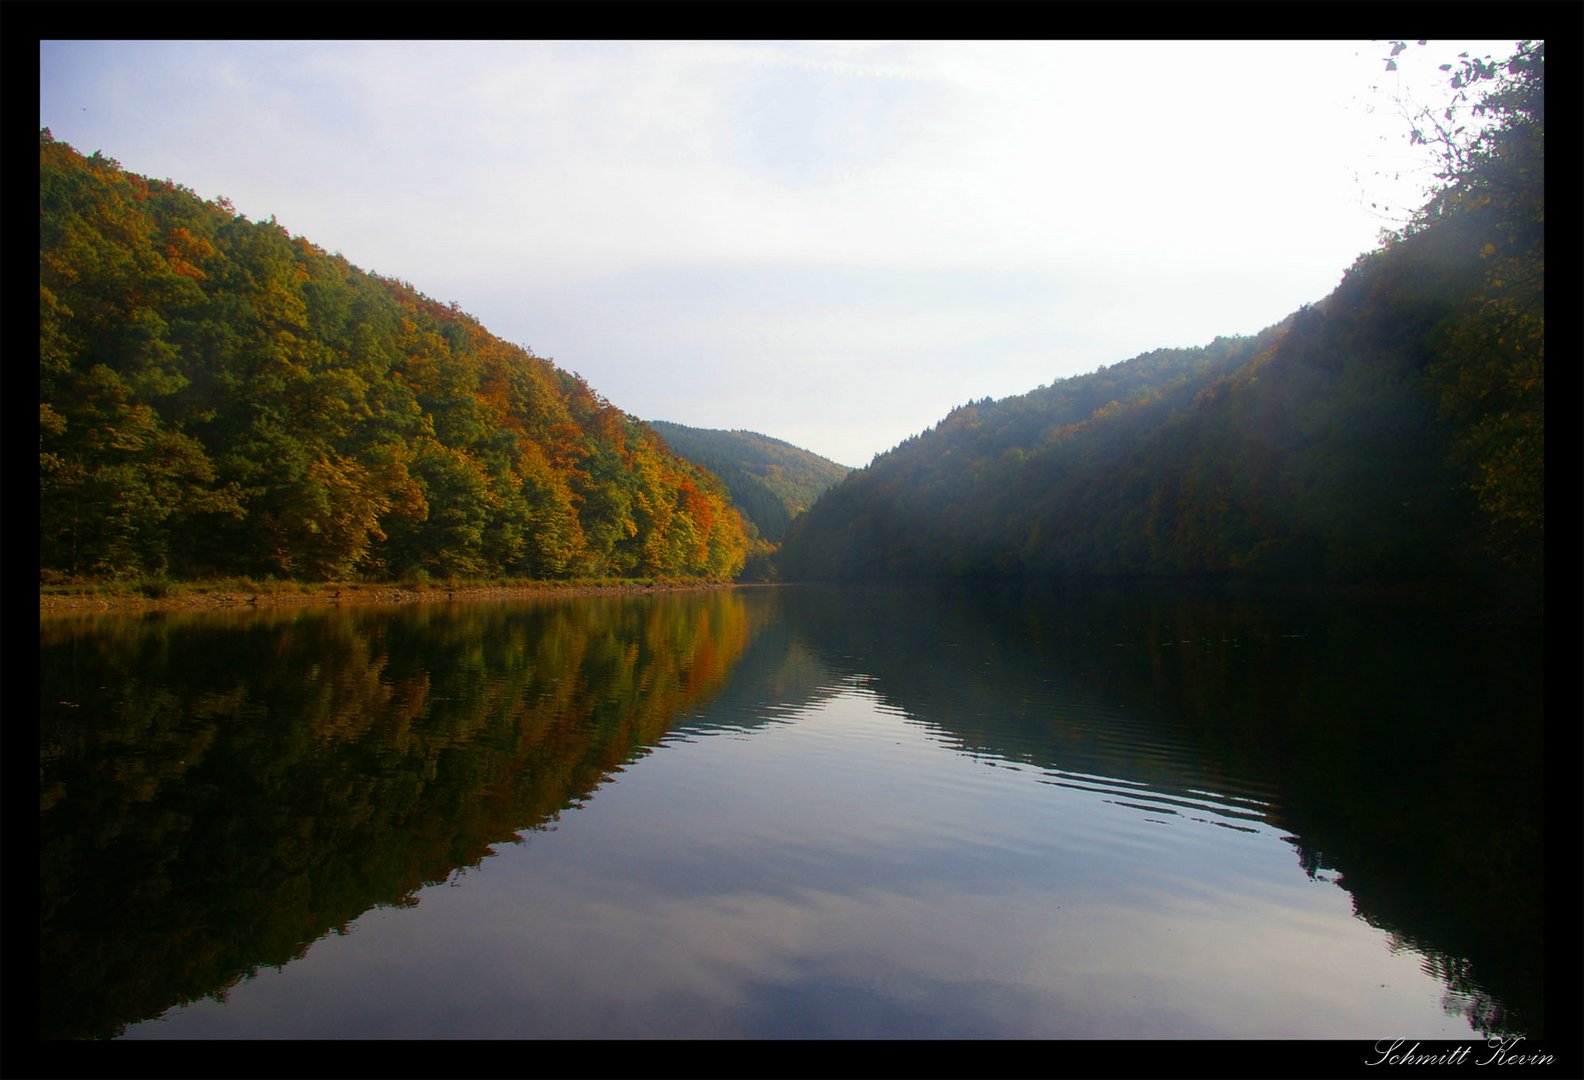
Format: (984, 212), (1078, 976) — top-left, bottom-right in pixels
(778, 583), (1272, 804)
(780, 581), (1544, 1037)
(661, 589), (840, 737)
(39, 592), (751, 1040)
(1239, 614), (1545, 1039)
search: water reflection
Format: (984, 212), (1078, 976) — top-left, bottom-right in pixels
(39, 583), (1544, 1040)
(39, 592), (753, 1040)
(776, 581), (1545, 1037)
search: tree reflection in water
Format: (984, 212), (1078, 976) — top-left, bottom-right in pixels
(40, 592), (753, 1040)
(39, 582), (1545, 1040)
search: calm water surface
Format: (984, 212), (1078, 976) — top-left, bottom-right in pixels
(39, 583), (1544, 1040)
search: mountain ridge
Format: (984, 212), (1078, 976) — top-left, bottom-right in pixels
(644, 420), (850, 542)
(779, 44), (1542, 593)
(644, 420), (851, 580)
(39, 131), (750, 584)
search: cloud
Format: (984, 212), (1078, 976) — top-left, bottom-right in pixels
(39, 39), (1520, 465)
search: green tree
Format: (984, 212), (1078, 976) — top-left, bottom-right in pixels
(39, 131), (748, 584)
(1406, 41), (1544, 566)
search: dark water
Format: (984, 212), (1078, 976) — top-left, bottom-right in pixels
(38, 583), (1545, 1041)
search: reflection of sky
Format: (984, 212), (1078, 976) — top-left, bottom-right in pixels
(124, 685), (1469, 1039)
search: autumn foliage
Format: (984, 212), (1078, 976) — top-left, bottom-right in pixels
(39, 132), (748, 583)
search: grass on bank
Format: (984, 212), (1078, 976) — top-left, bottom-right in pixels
(38, 569), (729, 602)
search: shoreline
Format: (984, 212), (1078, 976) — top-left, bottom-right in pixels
(39, 580), (736, 617)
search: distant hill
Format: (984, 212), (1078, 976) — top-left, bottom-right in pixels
(780, 44), (1542, 594)
(39, 131), (749, 583)
(644, 422), (850, 545)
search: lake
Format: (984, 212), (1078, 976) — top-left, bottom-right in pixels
(39, 582), (1545, 1043)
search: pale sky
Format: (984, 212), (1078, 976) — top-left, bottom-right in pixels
(38, 39), (1518, 467)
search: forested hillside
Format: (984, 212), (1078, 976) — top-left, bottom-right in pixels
(39, 132), (749, 584)
(780, 42), (1543, 593)
(644, 421), (849, 543)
